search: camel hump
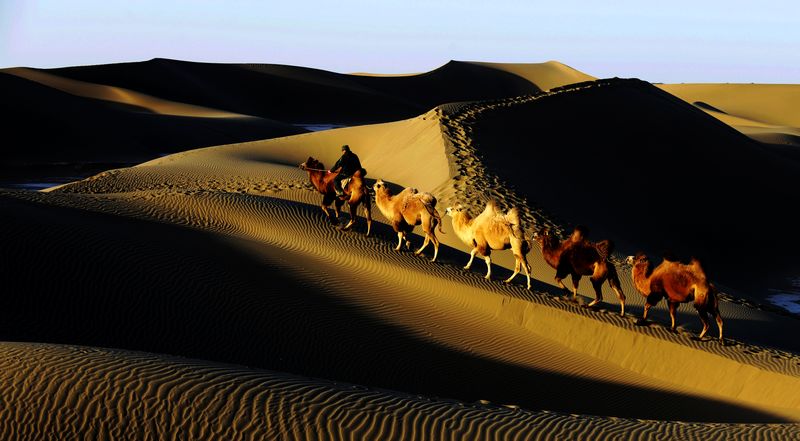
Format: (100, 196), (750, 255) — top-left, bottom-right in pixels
(353, 168), (367, 178)
(690, 257), (706, 273)
(571, 225), (589, 242)
(480, 199), (499, 218)
(506, 207), (521, 226)
(505, 207), (526, 239)
(595, 239), (614, 260)
(418, 192), (437, 207)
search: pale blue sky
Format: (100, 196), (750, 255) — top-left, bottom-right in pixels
(1, 0), (798, 83)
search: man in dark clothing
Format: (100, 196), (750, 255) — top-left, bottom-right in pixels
(329, 144), (362, 197)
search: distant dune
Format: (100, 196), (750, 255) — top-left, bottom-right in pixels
(1, 59), (595, 164)
(0, 71), (306, 162)
(2, 60), (800, 439)
(660, 83), (800, 156)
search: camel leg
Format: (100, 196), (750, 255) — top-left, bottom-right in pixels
(334, 198), (344, 219)
(638, 297), (660, 326)
(668, 301), (679, 332)
(464, 249), (477, 269)
(715, 309), (724, 342)
(430, 233), (439, 263)
(363, 200), (372, 237)
(522, 254), (531, 290)
(415, 234), (430, 255)
(608, 278), (626, 317)
(342, 202), (357, 230)
(697, 307), (710, 340)
(504, 259), (521, 284)
(555, 266), (571, 296)
(587, 278), (603, 308)
(643, 302), (652, 320)
(483, 255), (492, 280)
(395, 232), (404, 251)
(570, 274), (581, 300)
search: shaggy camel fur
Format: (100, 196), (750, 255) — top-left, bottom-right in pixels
(533, 226), (626, 316)
(300, 157), (372, 235)
(444, 201), (531, 289)
(372, 179), (444, 262)
(627, 253), (723, 341)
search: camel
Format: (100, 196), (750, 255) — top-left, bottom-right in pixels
(299, 157), (372, 235)
(626, 252), (723, 341)
(533, 226), (626, 316)
(444, 201), (532, 289)
(372, 179), (444, 262)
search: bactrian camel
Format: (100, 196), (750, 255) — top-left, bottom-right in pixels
(373, 179), (443, 262)
(445, 200), (532, 289)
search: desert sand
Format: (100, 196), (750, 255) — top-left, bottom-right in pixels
(659, 83), (800, 153)
(1, 60), (799, 439)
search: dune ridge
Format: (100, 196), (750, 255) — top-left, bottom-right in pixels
(4, 67), (248, 118)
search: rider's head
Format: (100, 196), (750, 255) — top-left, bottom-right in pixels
(341, 144), (350, 153)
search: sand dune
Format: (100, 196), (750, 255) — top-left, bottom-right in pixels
(2, 58), (597, 166)
(437, 78), (800, 295)
(2, 60), (800, 438)
(1, 342), (798, 440)
(5, 67), (247, 118)
(43, 58), (594, 125)
(472, 60), (597, 91)
(0, 72), (306, 163)
(660, 83), (800, 153)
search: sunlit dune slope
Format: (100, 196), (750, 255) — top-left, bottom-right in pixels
(660, 83), (800, 154)
(471, 60), (597, 91)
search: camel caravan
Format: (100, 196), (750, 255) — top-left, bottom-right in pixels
(299, 151), (724, 342)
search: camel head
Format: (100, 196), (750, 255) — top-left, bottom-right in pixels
(299, 157), (323, 171)
(373, 179), (387, 194)
(626, 252), (649, 266)
(532, 227), (550, 241)
(444, 203), (466, 217)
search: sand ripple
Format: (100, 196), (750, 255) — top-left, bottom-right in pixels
(2, 343), (798, 440)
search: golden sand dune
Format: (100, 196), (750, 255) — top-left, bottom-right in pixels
(2, 58), (597, 164)
(660, 84), (800, 150)
(2, 342), (798, 440)
(4, 67), (247, 118)
(2, 184), (800, 425)
(43, 58), (595, 125)
(3, 77), (800, 438)
(471, 60), (597, 91)
(2, 62), (800, 438)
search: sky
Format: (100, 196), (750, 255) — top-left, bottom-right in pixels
(1, 0), (798, 83)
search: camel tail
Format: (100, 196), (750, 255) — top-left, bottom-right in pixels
(606, 260), (622, 288)
(506, 207), (526, 240)
(595, 239), (614, 260)
(521, 237), (532, 255)
(417, 193), (444, 234)
(433, 208), (445, 234)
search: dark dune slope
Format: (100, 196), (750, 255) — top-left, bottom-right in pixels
(47, 59), (541, 124)
(455, 79), (799, 293)
(0, 72), (306, 162)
